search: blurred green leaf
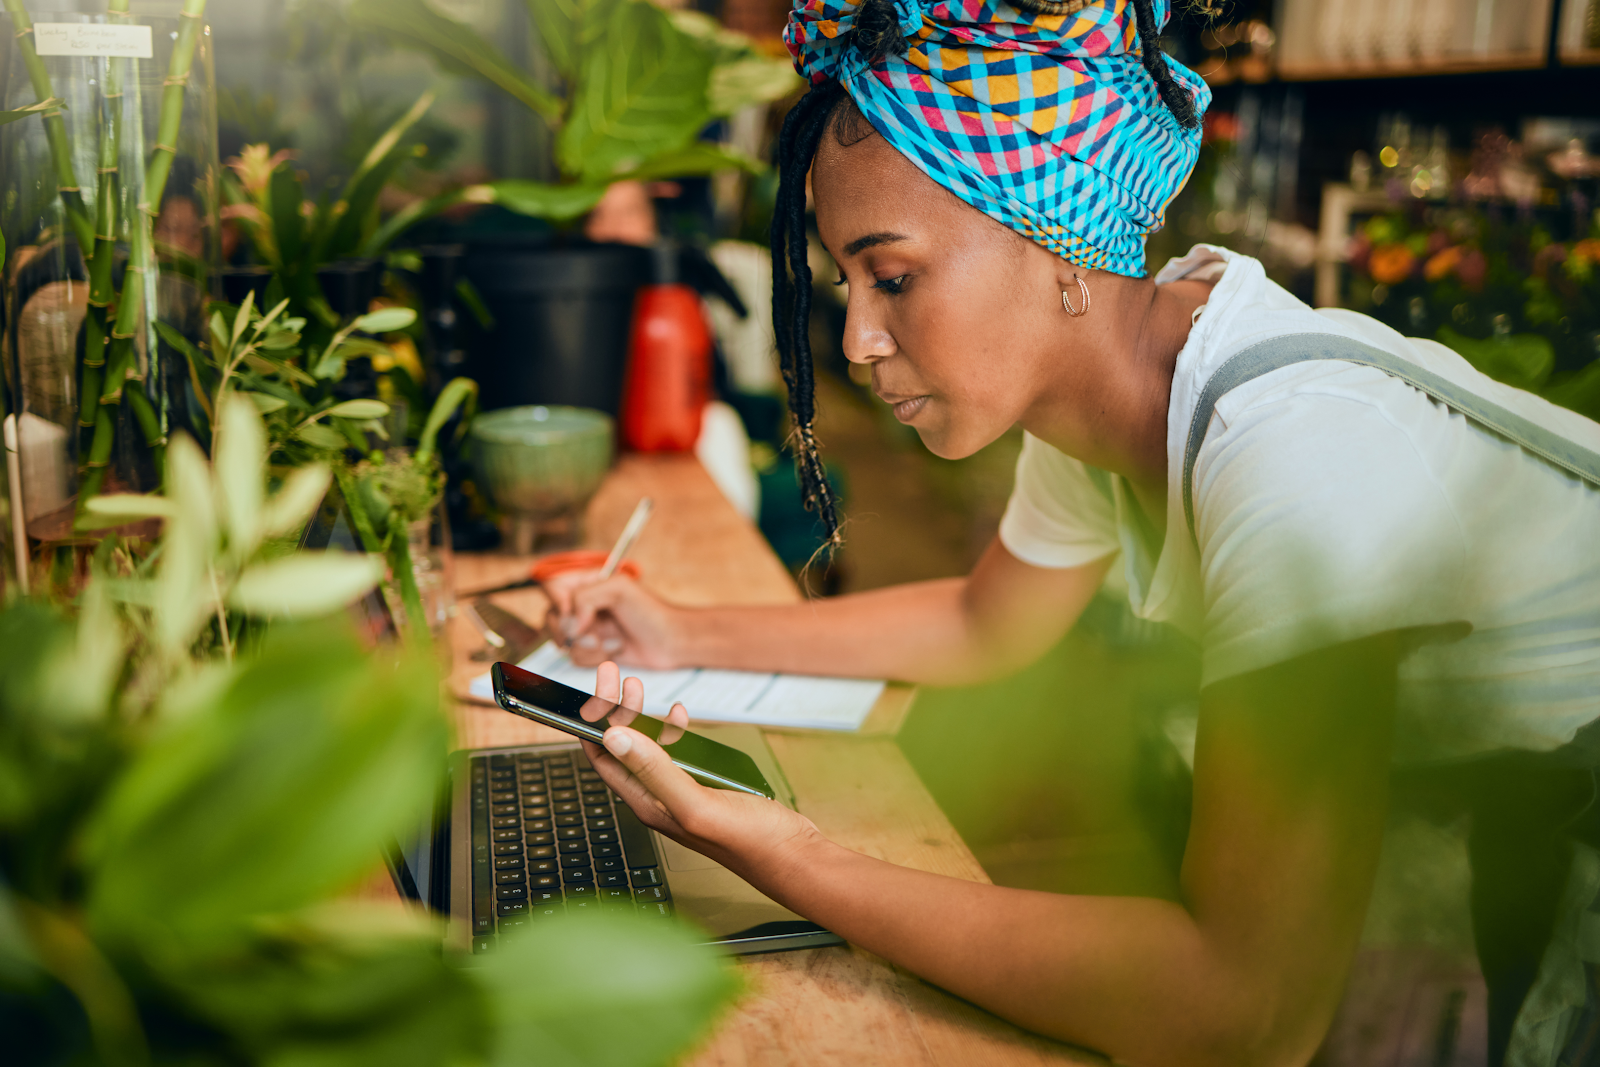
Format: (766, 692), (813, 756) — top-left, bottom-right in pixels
(216, 396), (268, 561)
(0, 97), (65, 126)
(296, 423), (348, 451)
(617, 142), (762, 184)
(83, 494), (179, 521)
(1542, 359), (1600, 422)
(348, 0), (562, 123)
(523, 0), (622, 82)
(248, 392), (289, 414)
(707, 55), (801, 116)
(1435, 326), (1555, 392)
(353, 308), (416, 334)
(155, 436), (218, 657)
(324, 399), (392, 420)
(84, 620), (447, 946)
(476, 180), (606, 221)
(229, 553), (384, 618)
(559, 0), (712, 182)
(319, 92), (438, 263)
(477, 914), (738, 1067)
(416, 377), (478, 466)
(262, 465), (333, 539)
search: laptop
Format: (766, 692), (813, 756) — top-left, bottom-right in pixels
(302, 488), (844, 956)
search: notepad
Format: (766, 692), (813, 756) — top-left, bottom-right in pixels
(468, 642), (886, 732)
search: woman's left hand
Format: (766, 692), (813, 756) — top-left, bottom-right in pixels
(578, 662), (824, 885)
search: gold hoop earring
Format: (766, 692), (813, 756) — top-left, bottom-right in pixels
(1061, 275), (1090, 317)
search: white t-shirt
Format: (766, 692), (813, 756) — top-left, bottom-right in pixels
(999, 245), (1600, 764)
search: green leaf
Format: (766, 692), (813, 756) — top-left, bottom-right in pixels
(84, 620), (447, 945)
(354, 307), (417, 334)
(215, 395), (267, 559)
(269, 165), (307, 272)
(477, 180), (606, 221)
(295, 422), (348, 451)
(617, 142), (763, 183)
(348, 0), (562, 123)
(476, 914), (739, 1066)
(522, 0), (622, 81)
(229, 552), (385, 617)
(323, 399), (391, 420)
(155, 435), (218, 657)
(0, 98), (65, 127)
(231, 290), (257, 350)
(707, 55), (802, 116)
(1435, 326), (1555, 392)
(417, 377), (479, 465)
(262, 465), (333, 539)
(247, 392), (289, 414)
(82, 493), (179, 521)
(156, 319), (208, 368)
(558, 0), (713, 183)
(312, 346), (349, 381)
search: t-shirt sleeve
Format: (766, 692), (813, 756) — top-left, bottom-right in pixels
(1195, 375), (1468, 688)
(998, 432), (1121, 569)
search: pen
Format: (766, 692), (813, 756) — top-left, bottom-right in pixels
(564, 497), (652, 644)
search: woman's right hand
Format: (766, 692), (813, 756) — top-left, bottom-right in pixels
(542, 570), (686, 669)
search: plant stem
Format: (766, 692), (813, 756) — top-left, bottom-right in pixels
(1, 0), (95, 254)
(208, 564), (232, 662)
(386, 530), (430, 643)
(81, 2), (130, 430)
(77, 0), (210, 510)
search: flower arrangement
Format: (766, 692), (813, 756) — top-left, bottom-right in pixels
(1346, 206), (1600, 420)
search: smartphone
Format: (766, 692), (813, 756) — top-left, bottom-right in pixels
(490, 662), (776, 799)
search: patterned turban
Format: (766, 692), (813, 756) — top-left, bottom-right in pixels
(785, 0), (1211, 278)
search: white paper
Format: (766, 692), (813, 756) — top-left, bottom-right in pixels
(469, 642), (885, 732)
(34, 23), (154, 59)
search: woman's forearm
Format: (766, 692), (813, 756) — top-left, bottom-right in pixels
(667, 542), (1110, 685)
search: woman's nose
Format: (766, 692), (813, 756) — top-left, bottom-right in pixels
(841, 303), (895, 365)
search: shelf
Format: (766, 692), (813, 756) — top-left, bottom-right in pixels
(1277, 55), (1549, 81)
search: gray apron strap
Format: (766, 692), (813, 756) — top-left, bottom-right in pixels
(1182, 332), (1600, 545)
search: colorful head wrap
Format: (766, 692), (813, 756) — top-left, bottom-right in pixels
(785, 0), (1211, 278)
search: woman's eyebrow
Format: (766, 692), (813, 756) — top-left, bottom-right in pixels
(843, 231), (909, 257)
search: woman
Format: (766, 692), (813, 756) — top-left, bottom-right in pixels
(550, 1), (1600, 1062)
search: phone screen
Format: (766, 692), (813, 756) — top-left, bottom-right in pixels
(490, 661), (776, 799)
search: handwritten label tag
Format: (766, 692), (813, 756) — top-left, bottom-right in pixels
(34, 23), (154, 59)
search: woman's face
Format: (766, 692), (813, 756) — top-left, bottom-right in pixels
(811, 123), (1074, 459)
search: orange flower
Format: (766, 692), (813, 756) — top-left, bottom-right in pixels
(1424, 245), (1462, 281)
(1573, 239), (1600, 265)
(226, 143), (295, 201)
(1368, 243), (1417, 285)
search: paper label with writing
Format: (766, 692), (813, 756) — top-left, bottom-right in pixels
(33, 23), (154, 59)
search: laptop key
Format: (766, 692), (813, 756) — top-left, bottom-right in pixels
(472, 936), (494, 954)
(565, 882), (595, 895)
(560, 853), (590, 868)
(494, 870), (527, 885)
(533, 903), (564, 919)
(592, 843), (621, 858)
(586, 817), (615, 830)
(526, 820), (552, 833)
(568, 897), (600, 916)
(584, 804), (610, 818)
(531, 874), (559, 888)
(598, 872), (628, 888)
(597, 857), (625, 872)
(554, 801), (581, 813)
(491, 804), (518, 817)
(527, 846), (555, 859)
(497, 886), (528, 901)
(600, 887), (632, 905)
(527, 833), (554, 847)
(494, 856), (525, 870)
(530, 860), (558, 874)
(492, 842), (522, 856)
(523, 807), (551, 820)
(629, 868), (663, 887)
(552, 790), (578, 801)
(492, 829), (520, 842)
(558, 839), (587, 854)
(634, 885), (669, 904)
(531, 888), (562, 903)
(556, 827), (585, 841)
(639, 899), (674, 918)
(496, 901), (528, 917)
(554, 814), (582, 827)
(589, 830), (618, 845)
(563, 868), (595, 885)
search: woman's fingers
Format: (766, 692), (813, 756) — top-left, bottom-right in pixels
(601, 725), (703, 817)
(659, 702), (688, 745)
(594, 661), (621, 704)
(621, 675), (644, 711)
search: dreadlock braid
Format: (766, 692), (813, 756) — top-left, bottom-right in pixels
(1131, 0), (1199, 129)
(770, 79), (847, 547)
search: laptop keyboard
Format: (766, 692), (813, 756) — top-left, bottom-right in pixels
(470, 748), (672, 951)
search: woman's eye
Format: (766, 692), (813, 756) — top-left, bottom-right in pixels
(832, 273), (847, 287)
(872, 275), (908, 294)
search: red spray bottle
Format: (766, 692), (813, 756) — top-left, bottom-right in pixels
(619, 243), (711, 452)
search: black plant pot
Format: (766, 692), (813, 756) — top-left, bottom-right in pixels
(461, 240), (653, 416)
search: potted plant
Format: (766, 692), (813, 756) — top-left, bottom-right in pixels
(345, 0), (800, 415)
(0, 397), (738, 1064)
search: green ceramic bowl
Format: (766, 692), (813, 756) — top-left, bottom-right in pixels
(468, 405), (615, 518)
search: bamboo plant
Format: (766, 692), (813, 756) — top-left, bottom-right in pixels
(2, 0), (211, 511)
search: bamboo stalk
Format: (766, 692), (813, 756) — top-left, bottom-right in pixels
(80, 1), (131, 431)
(1, 0), (95, 255)
(77, 0), (209, 509)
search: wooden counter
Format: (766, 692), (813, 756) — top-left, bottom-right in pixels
(452, 454), (1102, 1066)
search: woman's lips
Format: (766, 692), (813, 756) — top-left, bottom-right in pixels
(890, 396), (929, 422)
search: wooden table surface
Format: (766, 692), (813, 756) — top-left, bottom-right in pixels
(451, 453), (1102, 1066)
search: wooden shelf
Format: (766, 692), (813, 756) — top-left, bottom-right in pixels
(1277, 55), (1548, 81)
